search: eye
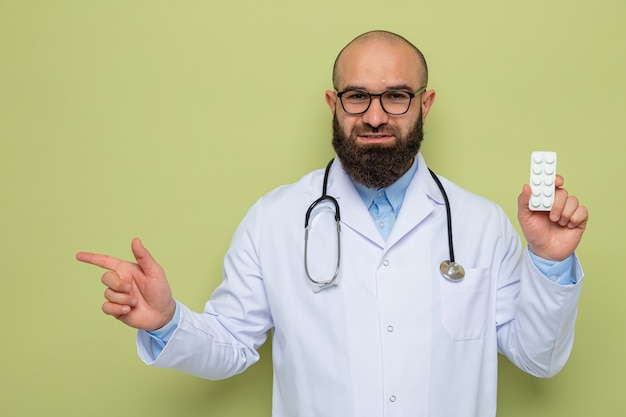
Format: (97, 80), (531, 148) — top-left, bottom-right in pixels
(342, 91), (370, 102)
(384, 91), (411, 102)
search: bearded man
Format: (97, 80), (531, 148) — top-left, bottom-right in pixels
(77, 30), (588, 417)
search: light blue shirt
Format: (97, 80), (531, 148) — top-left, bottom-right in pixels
(148, 158), (576, 353)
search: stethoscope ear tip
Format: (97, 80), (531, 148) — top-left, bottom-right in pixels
(440, 260), (465, 281)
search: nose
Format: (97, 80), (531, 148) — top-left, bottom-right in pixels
(361, 96), (389, 128)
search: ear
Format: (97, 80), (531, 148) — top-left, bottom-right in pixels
(420, 89), (436, 123)
(325, 90), (337, 113)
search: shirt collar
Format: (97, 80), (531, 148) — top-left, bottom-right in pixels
(352, 157), (419, 214)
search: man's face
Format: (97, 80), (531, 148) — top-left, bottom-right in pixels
(325, 39), (435, 188)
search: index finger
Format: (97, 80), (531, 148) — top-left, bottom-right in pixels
(76, 251), (125, 271)
(555, 174), (564, 188)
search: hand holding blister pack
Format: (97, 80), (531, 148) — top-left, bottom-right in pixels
(529, 151), (557, 211)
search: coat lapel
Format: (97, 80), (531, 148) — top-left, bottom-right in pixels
(386, 153), (445, 249)
(315, 154), (445, 251)
(320, 158), (385, 248)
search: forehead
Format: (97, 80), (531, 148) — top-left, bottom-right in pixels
(335, 40), (423, 90)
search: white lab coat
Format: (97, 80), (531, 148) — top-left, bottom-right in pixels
(138, 153), (583, 417)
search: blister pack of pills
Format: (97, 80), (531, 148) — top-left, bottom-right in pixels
(529, 151), (557, 211)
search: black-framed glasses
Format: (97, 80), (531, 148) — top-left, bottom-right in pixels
(337, 87), (426, 115)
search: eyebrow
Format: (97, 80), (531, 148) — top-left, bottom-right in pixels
(340, 84), (417, 92)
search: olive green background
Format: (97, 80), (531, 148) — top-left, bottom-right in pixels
(1, 0), (624, 416)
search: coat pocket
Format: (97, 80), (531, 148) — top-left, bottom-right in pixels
(439, 268), (491, 341)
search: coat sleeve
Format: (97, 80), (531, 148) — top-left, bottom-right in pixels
(496, 244), (584, 377)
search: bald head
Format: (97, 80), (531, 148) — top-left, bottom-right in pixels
(332, 30), (428, 90)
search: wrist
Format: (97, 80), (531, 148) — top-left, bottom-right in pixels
(149, 300), (180, 337)
(528, 245), (569, 262)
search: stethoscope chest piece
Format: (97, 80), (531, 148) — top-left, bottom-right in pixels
(440, 260), (465, 281)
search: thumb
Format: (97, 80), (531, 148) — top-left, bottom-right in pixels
(131, 238), (164, 278)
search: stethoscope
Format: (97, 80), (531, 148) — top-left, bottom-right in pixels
(304, 158), (465, 291)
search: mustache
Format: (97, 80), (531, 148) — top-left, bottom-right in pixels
(353, 124), (399, 136)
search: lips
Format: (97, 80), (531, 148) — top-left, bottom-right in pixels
(356, 132), (396, 145)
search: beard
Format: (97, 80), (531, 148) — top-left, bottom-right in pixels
(332, 112), (424, 188)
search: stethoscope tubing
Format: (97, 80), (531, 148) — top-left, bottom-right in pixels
(427, 168), (456, 264)
(303, 158), (463, 290)
(304, 159), (341, 289)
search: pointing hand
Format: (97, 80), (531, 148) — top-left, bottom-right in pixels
(76, 238), (176, 331)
